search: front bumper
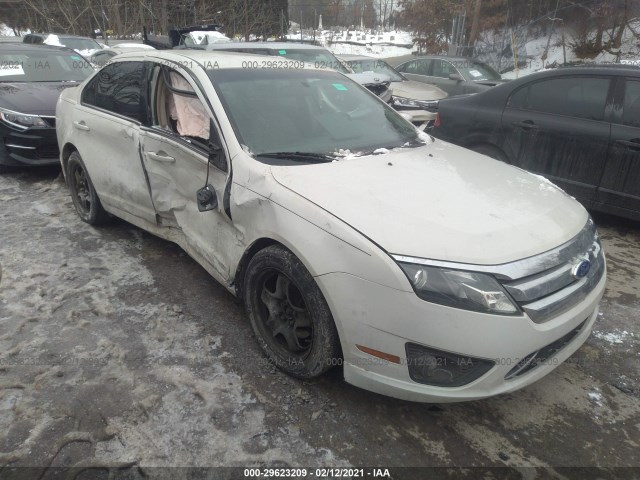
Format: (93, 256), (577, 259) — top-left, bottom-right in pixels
(315, 270), (606, 403)
(0, 124), (60, 167)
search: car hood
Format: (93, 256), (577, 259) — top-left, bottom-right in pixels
(0, 82), (80, 116)
(392, 80), (447, 101)
(270, 141), (588, 265)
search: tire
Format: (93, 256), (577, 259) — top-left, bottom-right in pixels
(471, 144), (508, 163)
(67, 151), (110, 225)
(243, 245), (341, 379)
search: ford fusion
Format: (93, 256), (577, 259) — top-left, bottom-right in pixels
(0, 44), (93, 170)
(56, 51), (606, 402)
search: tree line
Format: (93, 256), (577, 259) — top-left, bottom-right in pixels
(0, 0), (289, 40)
(396, 0), (639, 58)
(1, 0), (638, 60)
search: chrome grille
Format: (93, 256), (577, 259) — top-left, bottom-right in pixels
(500, 220), (605, 323)
(366, 82), (390, 97)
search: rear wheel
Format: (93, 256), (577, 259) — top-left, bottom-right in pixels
(471, 144), (508, 163)
(67, 151), (110, 225)
(243, 245), (341, 379)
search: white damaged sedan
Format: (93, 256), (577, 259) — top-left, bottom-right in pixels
(56, 51), (606, 402)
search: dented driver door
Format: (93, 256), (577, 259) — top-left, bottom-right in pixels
(138, 62), (237, 284)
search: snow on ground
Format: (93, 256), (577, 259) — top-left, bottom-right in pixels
(327, 42), (414, 58)
(592, 329), (635, 345)
(0, 172), (348, 468)
(0, 23), (28, 36)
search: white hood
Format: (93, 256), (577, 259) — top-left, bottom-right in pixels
(270, 141), (588, 265)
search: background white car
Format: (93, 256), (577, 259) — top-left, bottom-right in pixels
(339, 54), (447, 129)
(56, 50), (605, 402)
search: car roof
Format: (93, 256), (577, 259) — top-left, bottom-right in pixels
(509, 64), (640, 84)
(206, 42), (327, 51)
(112, 49), (328, 71)
(0, 43), (76, 54)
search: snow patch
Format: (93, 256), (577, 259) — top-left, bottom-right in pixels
(592, 330), (634, 345)
(42, 34), (64, 47)
(587, 391), (604, 406)
(332, 148), (364, 160)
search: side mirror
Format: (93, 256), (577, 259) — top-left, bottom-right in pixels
(449, 73), (464, 82)
(197, 184), (218, 212)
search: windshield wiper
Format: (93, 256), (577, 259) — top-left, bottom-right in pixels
(256, 152), (334, 164)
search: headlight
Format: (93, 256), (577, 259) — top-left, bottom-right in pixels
(398, 263), (520, 315)
(392, 96), (421, 108)
(0, 108), (47, 130)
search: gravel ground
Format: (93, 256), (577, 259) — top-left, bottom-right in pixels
(0, 167), (639, 479)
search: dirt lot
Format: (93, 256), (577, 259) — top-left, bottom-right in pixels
(0, 167), (639, 479)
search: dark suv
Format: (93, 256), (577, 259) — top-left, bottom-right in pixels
(432, 65), (640, 221)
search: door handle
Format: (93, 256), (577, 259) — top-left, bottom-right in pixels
(616, 139), (640, 150)
(73, 121), (90, 131)
(146, 151), (175, 163)
(512, 120), (538, 130)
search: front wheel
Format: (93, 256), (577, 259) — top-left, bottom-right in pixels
(243, 245), (341, 379)
(67, 151), (110, 225)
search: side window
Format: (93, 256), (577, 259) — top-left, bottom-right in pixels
(82, 61), (145, 122)
(622, 80), (640, 127)
(153, 67), (210, 146)
(507, 77), (609, 121)
(398, 60), (428, 75)
(396, 61), (413, 73)
(432, 60), (456, 79)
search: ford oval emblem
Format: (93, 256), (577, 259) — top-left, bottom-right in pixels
(572, 260), (591, 279)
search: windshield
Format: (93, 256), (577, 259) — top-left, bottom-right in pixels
(60, 37), (102, 51)
(208, 69), (419, 160)
(458, 60), (501, 82)
(0, 51), (93, 82)
(345, 58), (405, 82)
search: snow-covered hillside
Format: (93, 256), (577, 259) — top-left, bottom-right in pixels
(503, 19), (640, 79)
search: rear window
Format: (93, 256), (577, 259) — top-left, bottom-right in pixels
(508, 76), (609, 121)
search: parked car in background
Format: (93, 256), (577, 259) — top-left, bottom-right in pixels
(56, 50), (605, 403)
(90, 44), (155, 67)
(339, 54), (447, 129)
(0, 44), (93, 171)
(395, 56), (505, 97)
(432, 64), (640, 221)
(142, 23), (227, 50)
(23, 33), (104, 56)
(206, 42), (392, 103)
